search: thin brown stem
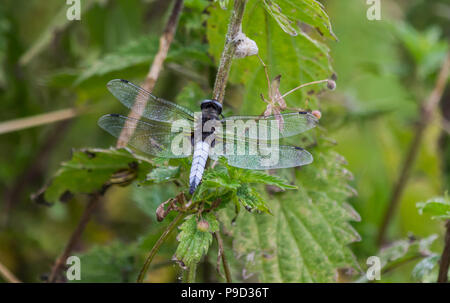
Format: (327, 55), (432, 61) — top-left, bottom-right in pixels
(215, 231), (232, 283)
(438, 220), (450, 283)
(257, 54), (271, 94)
(0, 261), (21, 283)
(377, 53), (450, 247)
(212, 0), (248, 104)
(117, 0), (184, 147)
(137, 212), (185, 282)
(48, 193), (102, 282)
(0, 108), (78, 135)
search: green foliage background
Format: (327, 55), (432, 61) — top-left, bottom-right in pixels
(0, 0), (449, 282)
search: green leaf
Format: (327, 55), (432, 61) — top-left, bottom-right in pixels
(132, 184), (177, 219)
(175, 213), (219, 266)
(214, 0), (230, 9)
(411, 254), (440, 283)
(219, 148), (361, 282)
(146, 166), (180, 183)
(237, 170), (297, 190)
(175, 82), (207, 110)
(236, 184), (271, 214)
(201, 168), (241, 190)
(393, 22), (448, 80)
(263, 0), (336, 39)
(74, 36), (158, 85)
(70, 241), (138, 283)
(207, 0), (334, 113)
(40, 148), (152, 204)
(417, 196), (450, 220)
(75, 37), (211, 85)
(186, 0), (211, 11)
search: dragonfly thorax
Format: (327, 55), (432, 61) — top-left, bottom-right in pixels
(200, 99), (222, 116)
(192, 99), (222, 144)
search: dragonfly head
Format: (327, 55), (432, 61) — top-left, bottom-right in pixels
(201, 99), (222, 116)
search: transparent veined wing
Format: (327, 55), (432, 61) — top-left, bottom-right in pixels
(107, 79), (194, 124)
(209, 135), (313, 170)
(98, 114), (192, 158)
(219, 112), (318, 141)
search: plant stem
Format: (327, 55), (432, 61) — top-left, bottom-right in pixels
(0, 261), (21, 283)
(0, 108), (78, 135)
(281, 79), (329, 99)
(377, 53), (450, 247)
(48, 193), (101, 282)
(438, 220), (450, 283)
(215, 231), (232, 283)
(212, 0), (248, 104)
(137, 212), (185, 283)
(186, 263), (197, 283)
(117, 0), (184, 147)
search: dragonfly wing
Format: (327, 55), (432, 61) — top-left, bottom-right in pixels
(210, 136), (312, 169)
(107, 79), (194, 124)
(98, 114), (192, 158)
(221, 112), (318, 140)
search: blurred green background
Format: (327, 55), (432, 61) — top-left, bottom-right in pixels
(0, 0), (449, 282)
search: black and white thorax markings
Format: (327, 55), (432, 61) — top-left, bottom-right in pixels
(98, 79), (318, 196)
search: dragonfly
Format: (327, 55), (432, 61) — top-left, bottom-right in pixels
(98, 79), (318, 194)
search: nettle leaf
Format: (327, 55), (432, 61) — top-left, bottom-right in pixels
(175, 82), (207, 110)
(132, 184), (177, 219)
(220, 156), (296, 190)
(175, 213), (219, 266)
(75, 37), (210, 85)
(207, 0), (334, 113)
(417, 196), (450, 220)
(70, 241), (139, 283)
(237, 169), (297, 190)
(263, 0), (336, 39)
(40, 148), (152, 204)
(146, 166), (180, 183)
(197, 161), (294, 212)
(219, 147), (361, 282)
(236, 184), (271, 214)
(202, 170), (241, 190)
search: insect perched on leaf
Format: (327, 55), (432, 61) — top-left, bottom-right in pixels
(98, 79), (318, 195)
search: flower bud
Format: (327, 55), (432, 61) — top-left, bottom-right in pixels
(197, 220), (210, 232)
(312, 110), (322, 119)
(327, 79), (336, 90)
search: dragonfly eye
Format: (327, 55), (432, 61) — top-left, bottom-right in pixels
(201, 99), (222, 115)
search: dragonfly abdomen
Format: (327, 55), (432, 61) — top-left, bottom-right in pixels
(189, 140), (210, 194)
